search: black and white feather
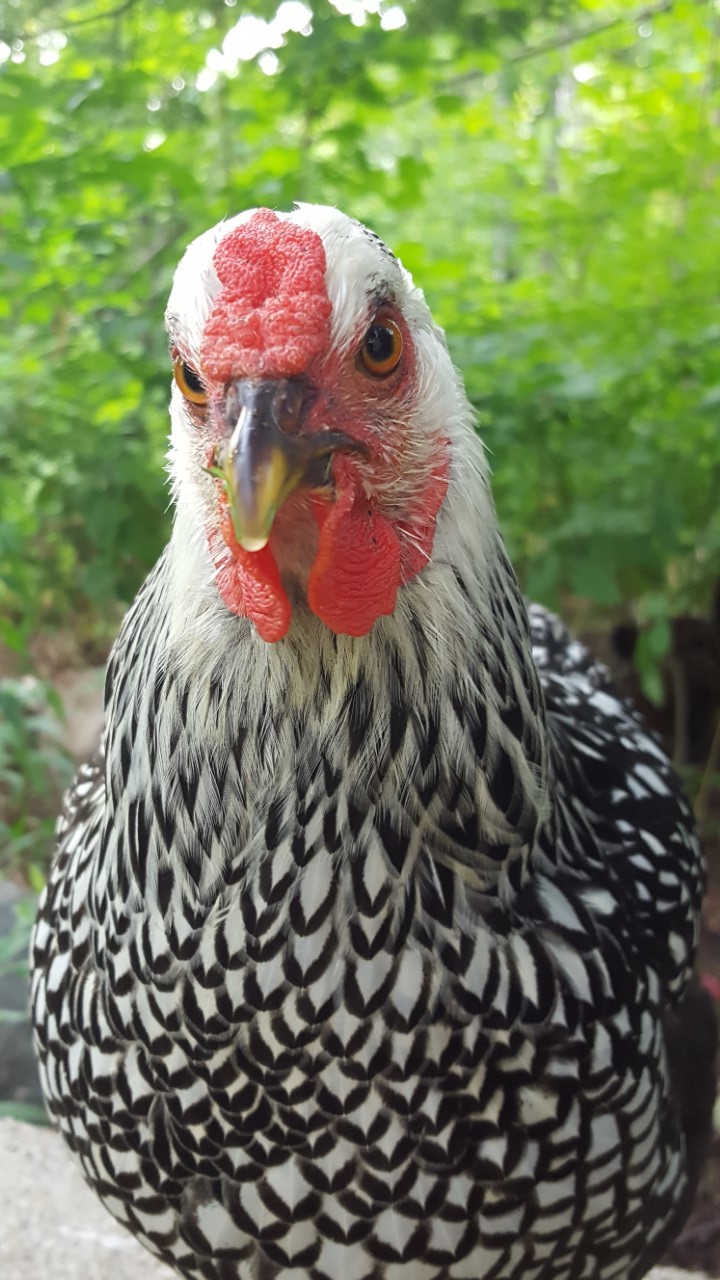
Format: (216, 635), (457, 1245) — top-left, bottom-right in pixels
(32, 205), (715, 1280)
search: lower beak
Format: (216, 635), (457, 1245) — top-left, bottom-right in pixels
(213, 379), (358, 553)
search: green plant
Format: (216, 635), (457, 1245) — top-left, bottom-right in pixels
(0, 678), (74, 874)
(0, 893), (49, 1125)
(0, 893), (38, 1024)
(0, 0), (717, 647)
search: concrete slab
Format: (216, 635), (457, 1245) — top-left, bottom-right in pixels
(0, 1119), (172, 1279)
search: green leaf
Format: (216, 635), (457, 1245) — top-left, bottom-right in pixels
(634, 623), (671, 707)
(0, 1101), (50, 1126)
(0, 0), (717, 646)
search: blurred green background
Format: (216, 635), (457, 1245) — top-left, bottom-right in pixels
(0, 0), (718, 657)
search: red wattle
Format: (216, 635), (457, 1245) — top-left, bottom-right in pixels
(211, 505), (291, 643)
(209, 446), (449, 641)
(308, 462), (401, 637)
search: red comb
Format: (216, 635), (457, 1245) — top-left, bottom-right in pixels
(201, 209), (332, 382)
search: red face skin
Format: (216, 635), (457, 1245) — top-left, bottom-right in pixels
(193, 210), (448, 642)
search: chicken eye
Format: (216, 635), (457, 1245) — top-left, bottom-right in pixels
(173, 357), (208, 405)
(358, 317), (403, 377)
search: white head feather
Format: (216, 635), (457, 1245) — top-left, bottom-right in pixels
(163, 204), (498, 647)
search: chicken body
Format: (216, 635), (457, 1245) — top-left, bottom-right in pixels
(31, 206), (715, 1280)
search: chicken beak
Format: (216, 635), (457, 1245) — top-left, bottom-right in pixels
(213, 378), (363, 553)
(222, 380), (306, 552)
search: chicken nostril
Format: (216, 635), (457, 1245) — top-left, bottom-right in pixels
(273, 379), (309, 435)
(302, 451), (335, 492)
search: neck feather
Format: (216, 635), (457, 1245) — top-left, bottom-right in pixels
(102, 459), (550, 915)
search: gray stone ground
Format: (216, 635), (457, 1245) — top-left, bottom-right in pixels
(0, 1119), (712, 1280)
(0, 1119), (172, 1278)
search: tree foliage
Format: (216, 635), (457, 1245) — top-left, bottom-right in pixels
(0, 0), (717, 650)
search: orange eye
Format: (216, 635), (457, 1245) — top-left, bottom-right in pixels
(173, 357), (208, 405)
(358, 316), (403, 377)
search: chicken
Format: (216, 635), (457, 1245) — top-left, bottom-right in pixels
(31, 205), (716, 1280)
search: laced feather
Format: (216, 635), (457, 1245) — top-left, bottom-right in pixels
(29, 204), (712, 1280)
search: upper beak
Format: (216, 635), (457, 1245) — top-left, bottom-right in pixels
(213, 378), (362, 552)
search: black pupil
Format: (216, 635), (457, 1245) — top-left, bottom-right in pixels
(183, 363), (204, 393)
(365, 324), (396, 364)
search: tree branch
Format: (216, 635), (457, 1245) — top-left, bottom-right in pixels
(447, 0), (680, 94)
(1, 0), (140, 45)
(508, 0), (676, 66)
